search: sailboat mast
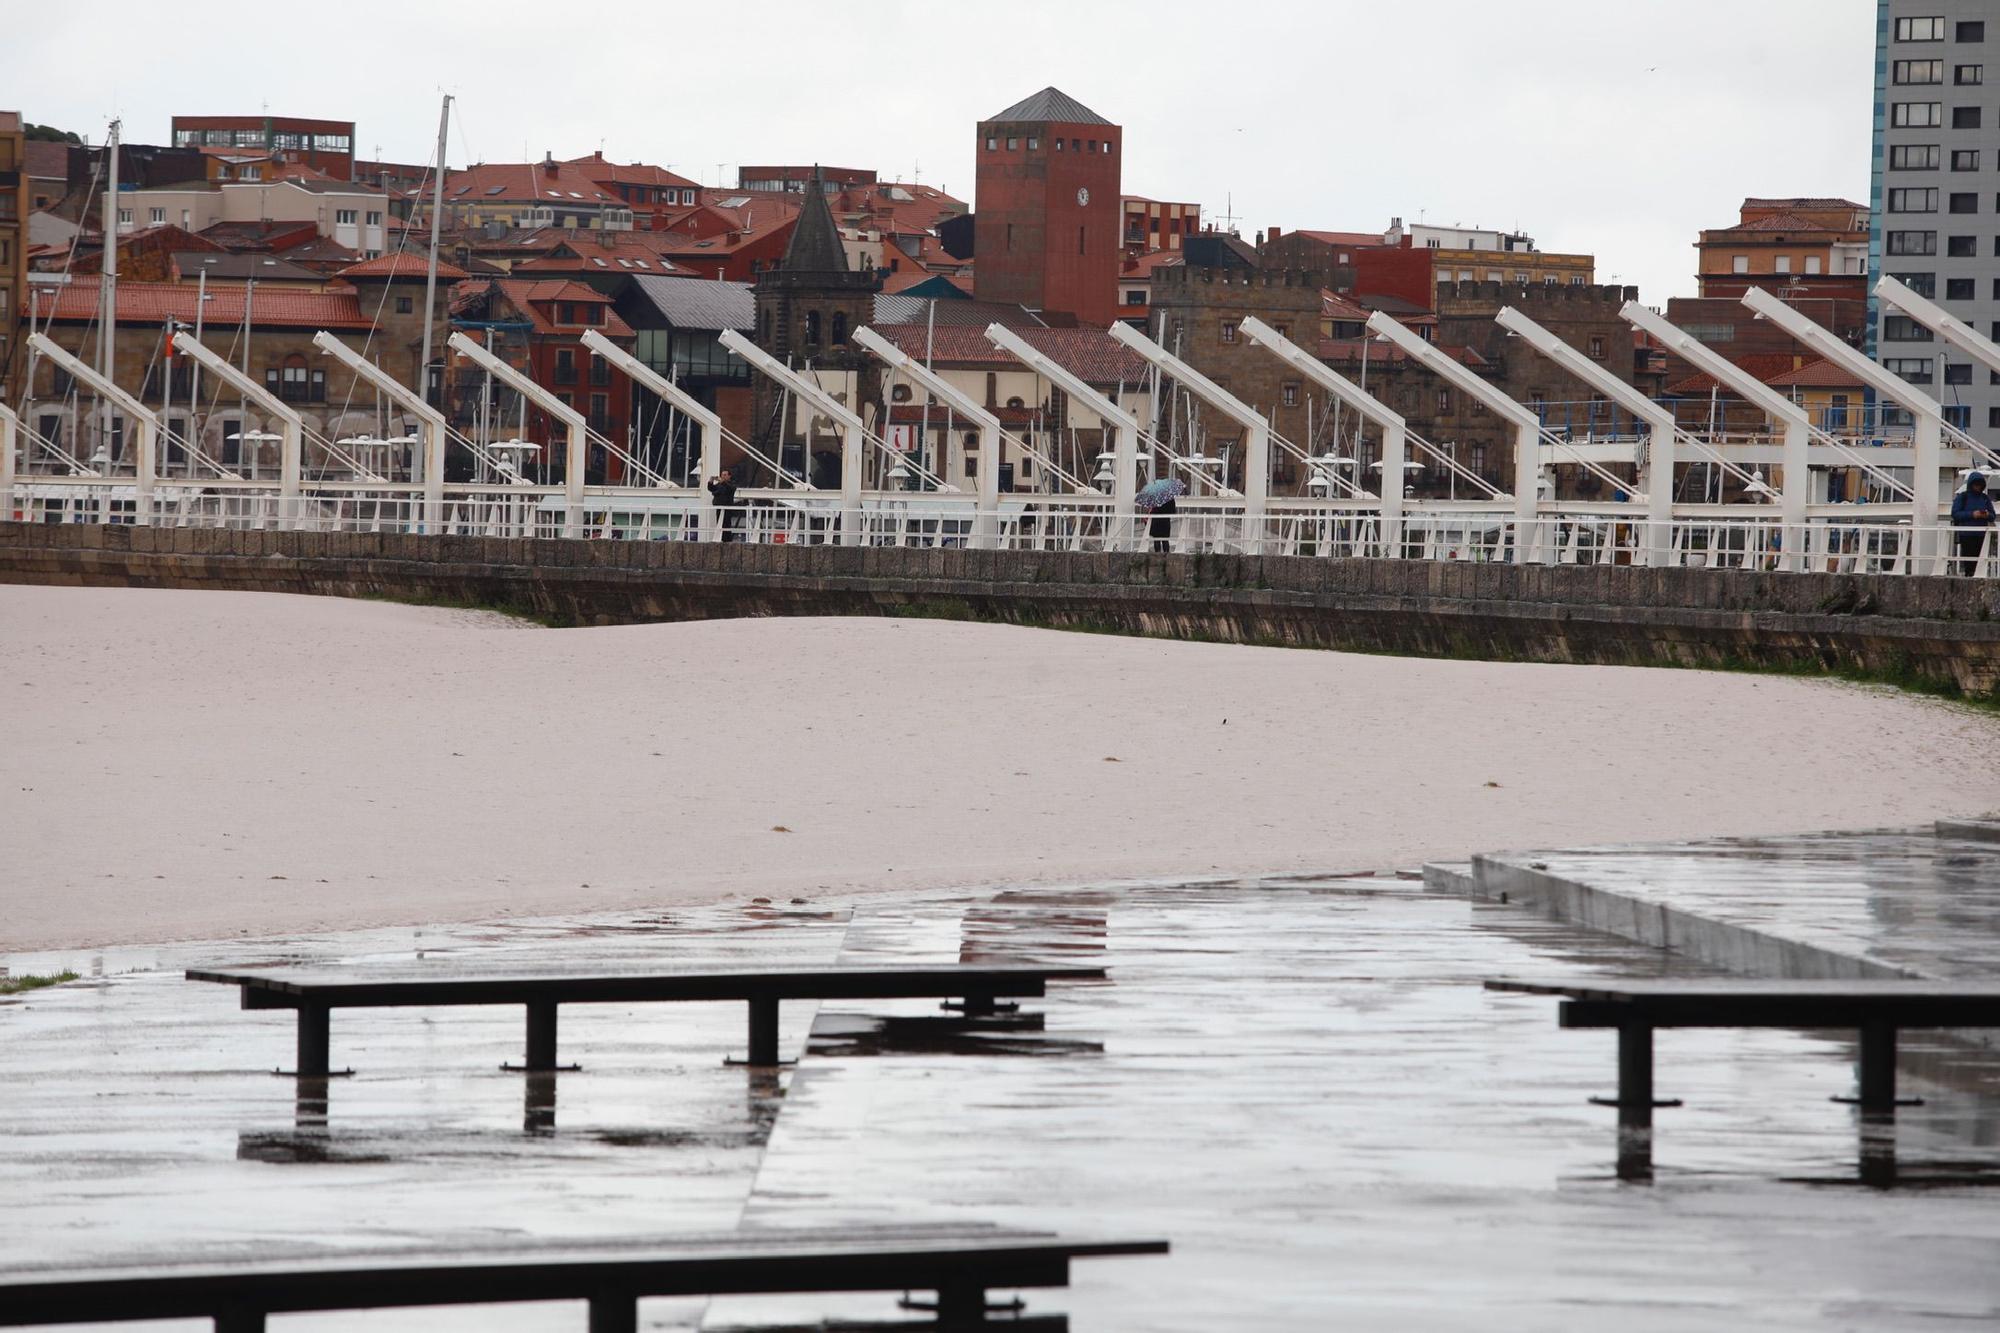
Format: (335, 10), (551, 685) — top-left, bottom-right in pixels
(97, 119), (121, 458)
(416, 95), (452, 435)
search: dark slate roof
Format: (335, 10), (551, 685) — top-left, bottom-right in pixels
(171, 252), (324, 282)
(780, 177), (850, 274)
(986, 87), (1111, 126)
(626, 275), (755, 331)
(872, 294), (1045, 329)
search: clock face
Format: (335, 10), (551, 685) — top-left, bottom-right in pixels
(1076, 187), (1090, 207)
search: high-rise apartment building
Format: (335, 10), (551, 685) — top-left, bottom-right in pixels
(1871, 1), (1995, 440)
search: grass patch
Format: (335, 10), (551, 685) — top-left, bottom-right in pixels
(357, 591), (573, 628)
(0, 971), (79, 996)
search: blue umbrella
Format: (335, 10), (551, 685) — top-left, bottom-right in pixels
(1134, 477), (1188, 512)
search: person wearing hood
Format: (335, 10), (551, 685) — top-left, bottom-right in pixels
(1952, 471), (1996, 574)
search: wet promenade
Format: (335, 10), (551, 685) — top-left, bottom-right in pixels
(1461, 822), (2000, 984)
(4, 877), (1999, 1330)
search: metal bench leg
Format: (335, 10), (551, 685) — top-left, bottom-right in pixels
(526, 1001), (559, 1072)
(747, 996), (780, 1067)
(1618, 1022), (1654, 1131)
(587, 1293), (636, 1333)
(295, 1003), (330, 1079)
(1859, 1022), (1898, 1114)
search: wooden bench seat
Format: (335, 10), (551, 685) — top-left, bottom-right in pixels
(187, 962), (1107, 1076)
(0, 1225), (1168, 1331)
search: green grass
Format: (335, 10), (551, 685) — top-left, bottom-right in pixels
(0, 971), (78, 996)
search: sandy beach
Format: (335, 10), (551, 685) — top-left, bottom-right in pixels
(3, 583), (1995, 952)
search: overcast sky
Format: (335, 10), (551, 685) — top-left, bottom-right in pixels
(15, 0), (1874, 303)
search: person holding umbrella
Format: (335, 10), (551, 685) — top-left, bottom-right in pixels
(1135, 477), (1188, 553)
(1952, 471), (1996, 575)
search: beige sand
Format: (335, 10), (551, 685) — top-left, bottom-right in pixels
(3, 583), (1995, 952)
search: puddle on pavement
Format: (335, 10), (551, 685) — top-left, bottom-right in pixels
(4, 876), (1999, 1330)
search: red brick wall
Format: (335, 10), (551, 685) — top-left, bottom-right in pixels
(973, 120), (1122, 327)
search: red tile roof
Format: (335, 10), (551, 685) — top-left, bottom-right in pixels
(489, 278), (634, 338)
(1320, 289), (1371, 321)
(31, 280), (373, 329)
(868, 324), (1146, 385)
(1664, 353), (1807, 396)
(564, 152), (699, 191)
(1292, 229), (1394, 250)
(440, 161), (620, 206)
(508, 234), (692, 276)
(338, 251), (470, 280)
(1743, 197), (1866, 212)
(1762, 357), (1866, 389)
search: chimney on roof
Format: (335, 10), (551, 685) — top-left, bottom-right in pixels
(544, 151), (558, 177)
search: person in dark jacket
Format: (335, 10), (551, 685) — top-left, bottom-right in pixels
(1149, 495), (1177, 553)
(1952, 471), (1996, 574)
(707, 469), (742, 542)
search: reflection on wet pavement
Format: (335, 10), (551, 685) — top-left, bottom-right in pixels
(3, 880), (1999, 1330)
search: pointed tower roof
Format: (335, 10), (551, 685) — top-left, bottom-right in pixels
(985, 87), (1111, 126)
(778, 169), (849, 275)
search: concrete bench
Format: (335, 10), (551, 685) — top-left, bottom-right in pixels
(188, 962), (1106, 1077)
(1487, 978), (2000, 1179)
(0, 1225), (1168, 1331)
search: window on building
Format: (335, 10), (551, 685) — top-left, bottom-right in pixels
(1895, 58), (1945, 83)
(1946, 362), (1974, 384)
(117, 208), (132, 225)
(1027, 137), (1038, 150)
(1053, 138), (1063, 151)
(1282, 381), (1300, 407)
(1896, 16), (1946, 41)
(1892, 101), (1944, 126)
(1732, 254), (1749, 273)
(554, 348), (577, 384)
(335, 209), (358, 225)
(1952, 147), (1981, 170)
(366, 211), (382, 226)
(1806, 255), (1823, 274)
(1884, 357), (1935, 383)
(1884, 315), (1934, 341)
(1891, 187), (1940, 211)
(395, 296), (413, 314)
(589, 355), (610, 386)
(1776, 256), (1794, 273)
(1889, 230), (1939, 255)
(805, 310), (821, 345)
(831, 312), (848, 344)
(1950, 192), (1979, 212)
(1078, 225), (1086, 255)
(1005, 137), (1018, 150)
(1955, 106), (1984, 128)
(1005, 222), (1013, 251)
(1894, 143), (1943, 168)
(1436, 390), (1452, 415)
(1990, 406), (2000, 428)
(1957, 64), (1984, 84)
(1588, 335), (1606, 359)
(1946, 404), (1972, 430)
(1958, 20), (1985, 41)
(985, 137), (997, 150)
(1948, 234), (1977, 255)
(1221, 321), (1239, 344)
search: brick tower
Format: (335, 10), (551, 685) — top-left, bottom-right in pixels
(973, 88), (1122, 328)
(751, 172), (881, 486)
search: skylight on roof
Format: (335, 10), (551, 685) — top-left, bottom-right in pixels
(635, 259), (650, 268)
(568, 192), (583, 199)
(593, 257), (608, 267)
(485, 185), (504, 196)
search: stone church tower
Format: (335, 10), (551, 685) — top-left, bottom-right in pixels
(751, 173), (881, 487)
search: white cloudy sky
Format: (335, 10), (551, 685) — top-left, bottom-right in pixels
(14, 0), (1874, 302)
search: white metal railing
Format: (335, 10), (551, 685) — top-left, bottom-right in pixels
(7, 475), (1999, 577)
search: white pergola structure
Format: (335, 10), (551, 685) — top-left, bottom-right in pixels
(1870, 276), (2000, 476)
(448, 332), (587, 538)
(312, 332), (446, 531)
(717, 328), (865, 539)
(1741, 286), (1947, 569)
(29, 331), (159, 524)
(173, 333), (302, 521)
(1495, 306), (1670, 566)
(581, 328), (720, 541)
(1, 404), (17, 519)
(1364, 311), (1545, 562)
(1238, 315), (1409, 551)
(1108, 322), (1266, 548)
(983, 322), (1140, 549)
(1620, 303), (1812, 555)
(851, 325), (1002, 549)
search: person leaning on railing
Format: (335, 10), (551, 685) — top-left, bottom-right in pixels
(707, 469), (743, 543)
(1951, 471), (1996, 575)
